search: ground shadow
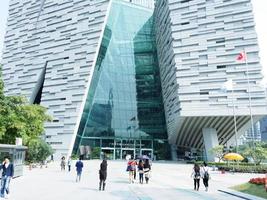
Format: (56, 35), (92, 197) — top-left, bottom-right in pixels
(79, 187), (99, 192)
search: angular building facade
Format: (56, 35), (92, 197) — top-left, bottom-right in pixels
(1, 0), (266, 160)
(154, 0), (267, 160)
(72, 0), (170, 160)
(1, 0), (171, 160)
(1, 0), (111, 159)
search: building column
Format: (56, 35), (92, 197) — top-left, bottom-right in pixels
(202, 128), (219, 162)
(171, 144), (178, 161)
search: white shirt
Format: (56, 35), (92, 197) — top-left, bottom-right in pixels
(201, 166), (210, 178)
(4, 163), (9, 168)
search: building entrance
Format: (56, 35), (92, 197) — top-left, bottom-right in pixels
(121, 148), (135, 159)
(81, 138), (170, 160)
(141, 149), (153, 159)
(101, 148), (115, 160)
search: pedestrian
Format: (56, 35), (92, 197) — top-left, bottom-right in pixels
(75, 158), (84, 182)
(137, 160), (144, 184)
(0, 157), (14, 199)
(60, 156), (66, 171)
(126, 157), (135, 184)
(191, 163), (201, 191)
(133, 158), (137, 180)
(67, 157), (72, 172)
(201, 162), (210, 191)
(99, 159), (107, 191)
(143, 159), (151, 184)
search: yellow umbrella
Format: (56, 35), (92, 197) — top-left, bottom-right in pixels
(223, 153), (244, 161)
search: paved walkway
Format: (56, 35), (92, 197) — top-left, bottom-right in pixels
(7, 160), (265, 200)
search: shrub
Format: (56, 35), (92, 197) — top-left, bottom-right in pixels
(91, 147), (101, 159)
(218, 165), (267, 173)
(249, 178), (266, 185)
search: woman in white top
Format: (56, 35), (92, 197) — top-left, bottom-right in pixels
(201, 162), (210, 191)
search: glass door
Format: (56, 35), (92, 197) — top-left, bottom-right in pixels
(121, 148), (135, 160)
(141, 149), (153, 160)
(101, 148), (115, 160)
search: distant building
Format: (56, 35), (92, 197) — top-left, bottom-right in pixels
(240, 121), (261, 144)
(260, 117), (267, 141)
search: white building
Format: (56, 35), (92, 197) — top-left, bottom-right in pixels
(2, 0), (266, 161)
(154, 0), (267, 160)
(1, 0), (111, 159)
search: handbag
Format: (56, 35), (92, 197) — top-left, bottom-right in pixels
(126, 165), (132, 172)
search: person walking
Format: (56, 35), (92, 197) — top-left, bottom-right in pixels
(137, 160), (144, 184)
(126, 157), (135, 184)
(201, 162), (210, 191)
(67, 157), (72, 172)
(133, 158), (137, 180)
(143, 159), (151, 184)
(191, 163), (201, 191)
(0, 157), (14, 199)
(75, 158), (84, 182)
(99, 160), (107, 191)
(60, 156), (66, 171)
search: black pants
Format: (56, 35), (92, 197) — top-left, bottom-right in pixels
(139, 173), (143, 184)
(99, 179), (106, 190)
(68, 165), (71, 172)
(194, 179), (200, 190)
(134, 170), (136, 180)
(203, 178), (209, 188)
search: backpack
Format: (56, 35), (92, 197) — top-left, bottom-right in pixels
(194, 171), (200, 179)
(203, 171), (209, 180)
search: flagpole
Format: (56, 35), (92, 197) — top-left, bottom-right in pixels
(244, 49), (256, 151)
(231, 87), (238, 153)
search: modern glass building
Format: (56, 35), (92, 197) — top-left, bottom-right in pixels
(73, 1), (170, 160)
(2, 0), (266, 161)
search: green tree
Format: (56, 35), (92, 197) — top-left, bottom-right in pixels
(27, 139), (53, 163)
(0, 67), (51, 144)
(0, 66), (3, 97)
(0, 66), (53, 163)
(242, 142), (267, 165)
(209, 145), (224, 162)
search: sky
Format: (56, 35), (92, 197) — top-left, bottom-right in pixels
(0, 0), (266, 79)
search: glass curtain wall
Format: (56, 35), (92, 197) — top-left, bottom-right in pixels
(73, 0), (170, 160)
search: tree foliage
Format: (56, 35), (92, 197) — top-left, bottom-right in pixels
(26, 139), (54, 163)
(209, 145), (224, 162)
(241, 142), (267, 165)
(0, 66), (53, 162)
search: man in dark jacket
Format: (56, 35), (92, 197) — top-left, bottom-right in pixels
(75, 158), (83, 182)
(99, 160), (107, 191)
(0, 157), (14, 198)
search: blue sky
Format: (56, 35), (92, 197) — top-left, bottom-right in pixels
(0, 0), (266, 79)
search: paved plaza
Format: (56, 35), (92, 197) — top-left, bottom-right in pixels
(7, 161), (265, 200)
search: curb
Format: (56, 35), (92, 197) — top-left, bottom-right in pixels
(218, 189), (266, 200)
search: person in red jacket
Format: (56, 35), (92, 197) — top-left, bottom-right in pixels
(127, 157), (136, 184)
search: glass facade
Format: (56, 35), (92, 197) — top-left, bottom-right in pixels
(73, 0), (171, 160)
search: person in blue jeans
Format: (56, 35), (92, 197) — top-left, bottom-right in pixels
(75, 158), (84, 182)
(0, 157), (14, 198)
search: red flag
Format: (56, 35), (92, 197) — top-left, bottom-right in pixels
(236, 51), (246, 61)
